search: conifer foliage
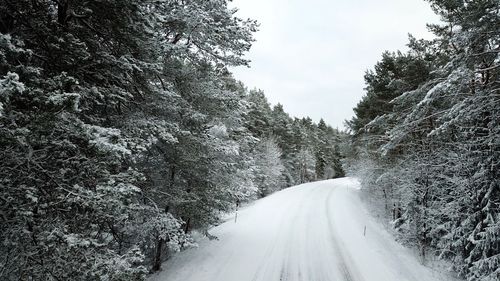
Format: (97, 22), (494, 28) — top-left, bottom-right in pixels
(0, 1), (343, 279)
(346, 1), (499, 280)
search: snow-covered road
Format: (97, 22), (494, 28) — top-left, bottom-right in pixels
(150, 178), (454, 281)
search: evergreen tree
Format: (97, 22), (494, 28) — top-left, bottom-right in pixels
(253, 137), (285, 197)
(346, 1), (499, 280)
(0, 0), (257, 279)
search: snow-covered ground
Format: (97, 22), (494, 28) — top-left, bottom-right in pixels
(150, 178), (457, 281)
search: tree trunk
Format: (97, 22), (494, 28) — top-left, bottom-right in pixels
(57, 1), (69, 25)
(152, 238), (165, 272)
(184, 217), (191, 234)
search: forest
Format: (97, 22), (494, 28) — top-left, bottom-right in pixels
(346, 1), (499, 280)
(0, 0), (344, 280)
(0, 0), (498, 281)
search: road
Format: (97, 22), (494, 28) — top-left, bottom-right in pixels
(150, 178), (454, 281)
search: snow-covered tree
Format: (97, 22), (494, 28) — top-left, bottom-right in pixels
(253, 137), (285, 197)
(0, 0), (257, 279)
(346, 1), (499, 280)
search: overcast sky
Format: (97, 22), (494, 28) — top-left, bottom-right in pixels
(230, 0), (440, 130)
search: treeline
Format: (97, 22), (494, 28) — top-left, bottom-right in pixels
(0, 0), (343, 280)
(345, 1), (499, 281)
(246, 90), (345, 194)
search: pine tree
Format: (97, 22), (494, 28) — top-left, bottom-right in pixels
(346, 1), (499, 280)
(0, 0), (258, 278)
(253, 137), (285, 197)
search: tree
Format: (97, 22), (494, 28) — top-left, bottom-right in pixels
(346, 1), (499, 280)
(253, 137), (285, 197)
(0, 0), (258, 279)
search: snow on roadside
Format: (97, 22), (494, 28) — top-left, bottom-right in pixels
(328, 178), (459, 281)
(150, 178), (460, 281)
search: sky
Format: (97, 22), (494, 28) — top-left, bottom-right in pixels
(229, 0), (440, 130)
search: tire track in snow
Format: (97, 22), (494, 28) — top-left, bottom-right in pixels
(250, 187), (311, 281)
(278, 186), (319, 281)
(249, 205), (286, 281)
(253, 186), (316, 281)
(154, 178), (456, 281)
(325, 187), (361, 281)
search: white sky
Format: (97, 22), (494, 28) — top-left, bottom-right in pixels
(230, 0), (440, 130)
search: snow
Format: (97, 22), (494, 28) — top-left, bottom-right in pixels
(85, 125), (131, 156)
(208, 123), (229, 138)
(150, 178), (457, 281)
(47, 92), (81, 111)
(0, 72), (25, 98)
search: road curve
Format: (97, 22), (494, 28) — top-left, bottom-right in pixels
(150, 178), (454, 281)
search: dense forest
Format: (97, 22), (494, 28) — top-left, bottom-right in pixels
(346, 1), (499, 280)
(1, 0), (499, 281)
(0, 0), (344, 280)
